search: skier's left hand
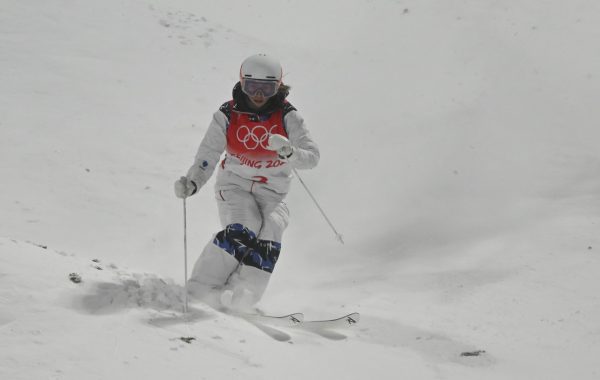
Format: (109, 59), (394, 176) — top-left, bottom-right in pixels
(267, 134), (294, 159)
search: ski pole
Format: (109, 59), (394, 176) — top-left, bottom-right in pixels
(292, 168), (344, 244)
(182, 198), (189, 313)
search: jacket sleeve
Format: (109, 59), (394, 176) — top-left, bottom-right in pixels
(186, 110), (227, 189)
(285, 110), (320, 170)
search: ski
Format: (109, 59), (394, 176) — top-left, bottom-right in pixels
(298, 312), (360, 329)
(233, 311), (360, 330)
(238, 312), (304, 328)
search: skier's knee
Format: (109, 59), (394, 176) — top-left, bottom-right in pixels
(213, 223), (258, 261)
(241, 239), (281, 273)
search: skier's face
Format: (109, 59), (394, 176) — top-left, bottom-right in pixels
(247, 92), (268, 109)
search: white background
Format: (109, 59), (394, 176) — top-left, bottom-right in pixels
(1, 0), (599, 379)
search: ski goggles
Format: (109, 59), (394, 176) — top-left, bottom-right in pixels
(241, 79), (280, 98)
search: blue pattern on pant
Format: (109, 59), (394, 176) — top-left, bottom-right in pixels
(242, 239), (281, 273)
(213, 224), (281, 273)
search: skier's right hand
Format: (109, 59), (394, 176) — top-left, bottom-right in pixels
(174, 176), (197, 199)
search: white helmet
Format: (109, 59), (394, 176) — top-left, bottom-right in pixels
(239, 54), (282, 82)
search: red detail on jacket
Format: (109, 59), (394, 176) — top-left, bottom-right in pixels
(226, 108), (288, 162)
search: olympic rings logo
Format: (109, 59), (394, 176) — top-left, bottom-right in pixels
(236, 125), (278, 150)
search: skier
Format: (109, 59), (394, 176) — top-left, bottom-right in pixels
(174, 54), (320, 311)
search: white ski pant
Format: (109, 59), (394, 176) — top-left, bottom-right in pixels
(188, 178), (289, 307)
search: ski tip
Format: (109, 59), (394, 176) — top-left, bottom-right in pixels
(288, 313), (304, 324)
(345, 312), (360, 325)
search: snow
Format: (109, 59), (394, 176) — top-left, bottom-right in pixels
(1, 0), (600, 379)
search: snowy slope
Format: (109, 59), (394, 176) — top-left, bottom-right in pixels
(2, 0), (600, 379)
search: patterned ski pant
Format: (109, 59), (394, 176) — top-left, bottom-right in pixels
(187, 182), (289, 307)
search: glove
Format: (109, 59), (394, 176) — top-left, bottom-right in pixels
(174, 176), (197, 199)
(267, 134), (294, 159)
